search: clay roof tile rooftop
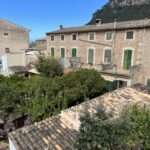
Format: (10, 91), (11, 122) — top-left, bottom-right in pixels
(47, 19), (150, 35)
(9, 87), (150, 150)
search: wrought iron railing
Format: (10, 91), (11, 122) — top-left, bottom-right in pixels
(59, 57), (81, 69)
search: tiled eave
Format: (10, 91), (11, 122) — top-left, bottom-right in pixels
(46, 19), (150, 35)
(9, 88), (150, 150)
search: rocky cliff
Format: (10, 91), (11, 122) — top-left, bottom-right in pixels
(110, 0), (150, 7)
(88, 0), (150, 24)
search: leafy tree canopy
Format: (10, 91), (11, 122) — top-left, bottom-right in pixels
(0, 69), (108, 122)
(75, 105), (150, 150)
(88, 1), (150, 24)
(35, 56), (63, 78)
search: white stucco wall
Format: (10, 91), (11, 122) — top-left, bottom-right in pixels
(0, 52), (26, 76)
(9, 138), (17, 150)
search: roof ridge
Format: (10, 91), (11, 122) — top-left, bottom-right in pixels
(8, 87), (150, 150)
(0, 18), (30, 32)
(47, 19), (150, 35)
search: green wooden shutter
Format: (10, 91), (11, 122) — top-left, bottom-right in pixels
(51, 48), (55, 57)
(123, 51), (128, 69)
(88, 49), (94, 65)
(104, 49), (112, 63)
(123, 50), (132, 70)
(61, 48), (65, 58)
(127, 50), (132, 69)
(147, 79), (150, 92)
(72, 48), (77, 57)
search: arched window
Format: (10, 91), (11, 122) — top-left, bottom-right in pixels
(123, 49), (133, 70)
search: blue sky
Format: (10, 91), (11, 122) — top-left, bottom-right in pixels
(0, 0), (107, 41)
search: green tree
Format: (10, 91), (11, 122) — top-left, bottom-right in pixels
(22, 69), (107, 121)
(75, 106), (150, 150)
(0, 75), (26, 113)
(0, 69), (107, 122)
(35, 56), (63, 78)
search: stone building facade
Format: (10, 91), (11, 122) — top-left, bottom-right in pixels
(30, 38), (47, 51)
(0, 19), (29, 55)
(46, 19), (150, 86)
(0, 19), (30, 75)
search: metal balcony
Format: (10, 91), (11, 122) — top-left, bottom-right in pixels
(59, 57), (81, 69)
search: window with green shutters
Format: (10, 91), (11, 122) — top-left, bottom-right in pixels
(51, 48), (55, 57)
(72, 48), (77, 57)
(88, 49), (94, 65)
(61, 48), (65, 58)
(147, 79), (150, 92)
(104, 49), (112, 64)
(123, 49), (132, 70)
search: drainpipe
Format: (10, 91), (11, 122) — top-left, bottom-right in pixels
(112, 19), (119, 89)
(112, 18), (117, 65)
(141, 18), (147, 84)
(131, 18), (147, 85)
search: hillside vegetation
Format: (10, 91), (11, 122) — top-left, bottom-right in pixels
(88, 0), (150, 24)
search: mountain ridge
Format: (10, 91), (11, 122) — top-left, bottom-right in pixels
(110, 0), (150, 7)
(88, 0), (150, 24)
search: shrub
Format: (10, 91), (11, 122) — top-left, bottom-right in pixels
(75, 106), (150, 150)
(35, 56), (63, 78)
(22, 69), (107, 121)
(0, 75), (26, 113)
(0, 69), (107, 122)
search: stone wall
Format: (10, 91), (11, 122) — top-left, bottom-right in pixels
(47, 26), (150, 85)
(0, 21), (29, 56)
(0, 29), (29, 55)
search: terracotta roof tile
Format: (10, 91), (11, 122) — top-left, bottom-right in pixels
(9, 88), (150, 150)
(0, 19), (29, 32)
(47, 19), (150, 35)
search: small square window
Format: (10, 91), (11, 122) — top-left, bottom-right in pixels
(4, 33), (8, 36)
(89, 32), (95, 41)
(61, 35), (64, 41)
(106, 32), (113, 41)
(50, 35), (54, 41)
(126, 31), (134, 39)
(72, 34), (77, 40)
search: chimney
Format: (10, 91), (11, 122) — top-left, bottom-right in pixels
(59, 25), (63, 30)
(96, 19), (102, 25)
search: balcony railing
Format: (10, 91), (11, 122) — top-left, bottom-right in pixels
(59, 57), (81, 69)
(59, 58), (140, 79)
(94, 63), (131, 78)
